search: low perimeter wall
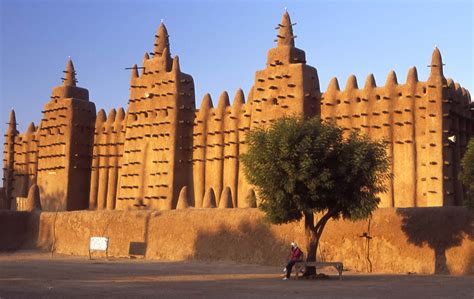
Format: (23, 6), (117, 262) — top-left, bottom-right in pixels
(0, 207), (472, 275)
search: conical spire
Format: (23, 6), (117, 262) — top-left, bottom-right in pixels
(385, 70), (398, 86)
(247, 86), (255, 103)
(202, 188), (216, 208)
(231, 89), (245, 117)
(63, 59), (77, 87)
(327, 77), (340, 93)
(26, 122), (35, 134)
(217, 91), (230, 111)
(431, 47), (443, 67)
(131, 64), (139, 80)
(107, 108), (117, 125)
(96, 109), (107, 125)
(429, 47), (444, 79)
(7, 110), (17, 135)
(364, 74), (376, 90)
(246, 189), (257, 208)
(172, 55), (180, 73)
(116, 107), (125, 121)
(406, 67), (418, 85)
(176, 186), (189, 209)
(200, 93), (213, 112)
(277, 11), (295, 47)
(232, 89), (245, 108)
(344, 75), (358, 91)
(218, 187), (233, 208)
(154, 22), (171, 57)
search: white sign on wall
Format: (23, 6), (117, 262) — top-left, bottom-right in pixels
(90, 237), (109, 251)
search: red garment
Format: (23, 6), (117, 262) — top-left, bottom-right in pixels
(290, 247), (302, 261)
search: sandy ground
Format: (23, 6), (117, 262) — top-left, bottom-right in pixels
(0, 251), (473, 299)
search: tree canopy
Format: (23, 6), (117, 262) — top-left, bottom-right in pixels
(241, 117), (390, 269)
(459, 138), (474, 212)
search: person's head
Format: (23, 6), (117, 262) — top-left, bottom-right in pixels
(291, 241), (297, 248)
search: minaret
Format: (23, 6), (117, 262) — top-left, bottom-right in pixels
(154, 22), (171, 57)
(428, 47), (445, 82)
(117, 20), (195, 210)
(424, 47), (446, 206)
(153, 22), (172, 71)
(36, 59), (96, 211)
(63, 59), (77, 86)
(2, 110), (18, 209)
(277, 11), (295, 47)
(251, 10), (320, 127)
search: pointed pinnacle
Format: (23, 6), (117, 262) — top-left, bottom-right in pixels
(131, 64), (139, 81)
(277, 11), (295, 47)
(364, 74), (376, 90)
(233, 89), (245, 107)
(406, 67), (418, 85)
(429, 47), (444, 80)
(431, 47), (443, 67)
(345, 75), (358, 91)
(200, 93), (214, 111)
(96, 109), (107, 124)
(327, 77), (340, 93)
(385, 70), (398, 86)
(26, 122), (36, 134)
(176, 186), (189, 209)
(107, 108), (117, 124)
(217, 91), (230, 112)
(63, 59), (77, 87)
(116, 107), (125, 121)
(8, 110), (17, 128)
(154, 22), (170, 56)
(172, 55), (180, 73)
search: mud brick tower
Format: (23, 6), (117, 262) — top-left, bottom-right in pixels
(113, 22), (195, 210)
(251, 11), (320, 126)
(2, 111), (18, 209)
(36, 60), (96, 211)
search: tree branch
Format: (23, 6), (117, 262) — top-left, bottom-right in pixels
(314, 207), (338, 232)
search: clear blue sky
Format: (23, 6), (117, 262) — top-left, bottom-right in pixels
(1, 0), (473, 141)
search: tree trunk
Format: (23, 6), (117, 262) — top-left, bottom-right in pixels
(303, 209), (338, 277)
(304, 212), (318, 276)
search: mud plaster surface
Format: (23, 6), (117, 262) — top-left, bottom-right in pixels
(1, 207), (472, 275)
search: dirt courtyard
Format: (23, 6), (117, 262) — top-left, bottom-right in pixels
(0, 251), (473, 298)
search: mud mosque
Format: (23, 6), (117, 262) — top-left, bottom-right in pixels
(2, 12), (473, 212)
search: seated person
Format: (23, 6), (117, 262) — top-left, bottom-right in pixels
(283, 241), (303, 280)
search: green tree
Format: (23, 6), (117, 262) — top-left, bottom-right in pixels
(241, 117), (390, 274)
(459, 138), (474, 212)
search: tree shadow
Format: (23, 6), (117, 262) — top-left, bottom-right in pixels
(397, 207), (473, 274)
(190, 219), (288, 266)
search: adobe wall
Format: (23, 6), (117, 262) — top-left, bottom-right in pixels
(3, 207), (472, 275)
(320, 57), (472, 208)
(89, 108), (126, 210)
